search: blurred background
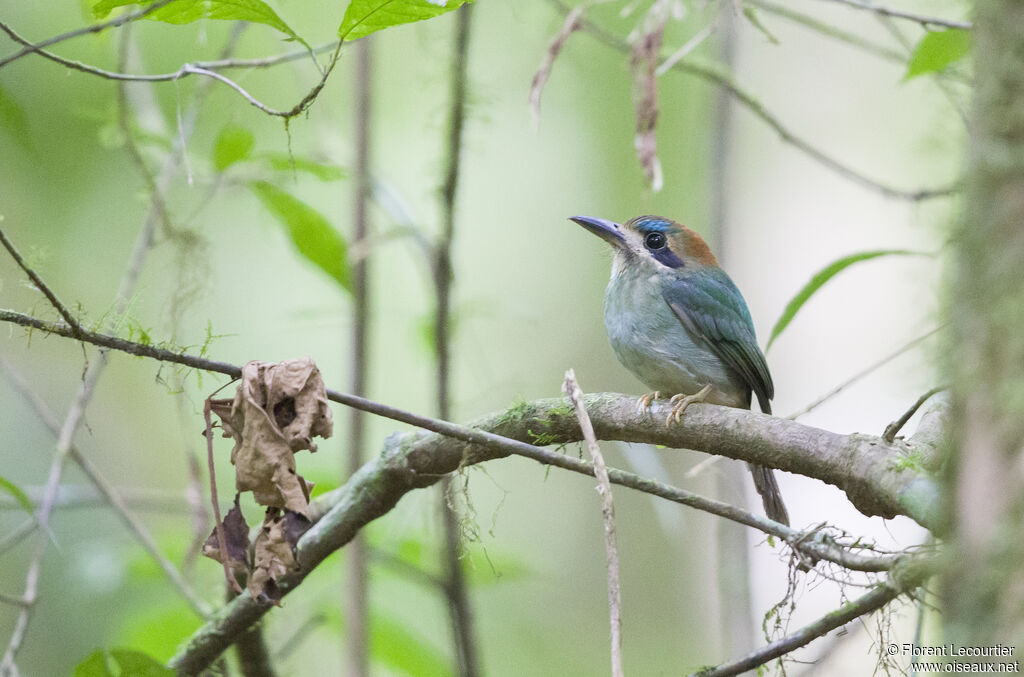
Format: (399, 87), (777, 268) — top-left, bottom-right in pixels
(0, 0), (963, 674)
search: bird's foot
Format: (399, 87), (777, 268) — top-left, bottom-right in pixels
(636, 391), (662, 415)
(666, 385), (713, 425)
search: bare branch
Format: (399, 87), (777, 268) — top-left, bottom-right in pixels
(629, 16), (665, 192)
(564, 370), (623, 677)
(0, 229), (81, 335)
(0, 0), (178, 69)
(0, 20), (335, 81)
(543, 0), (960, 202)
(0, 19), (343, 120)
(814, 0), (971, 31)
(529, 5), (584, 126)
(689, 555), (936, 677)
(435, 6), (481, 676)
(748, 0), (905, 63)
(0, 354), (212, 617)
(787, 327), (942, 419)
(883, 387), (945, 444)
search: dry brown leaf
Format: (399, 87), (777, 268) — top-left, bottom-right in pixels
(529, 5), (584, 127)
(630, 23), (665, 192)
(211, 358), (333, 516)
(201, 494), (250, 573)
(248, 509), (301, 604)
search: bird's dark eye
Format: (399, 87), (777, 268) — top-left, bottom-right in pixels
(644, 232), (667, 250)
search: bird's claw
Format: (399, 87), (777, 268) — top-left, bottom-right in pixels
(636, 391), (661, 415)
(665, 385), (713, 425)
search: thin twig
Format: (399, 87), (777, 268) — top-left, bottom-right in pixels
(529, 5), (584, 126)
(748, 0), (905, 63)
(787, 327), (942, 419)
(0, 520), (34, 557)
(882, 387), (944, 444)
(204, 398), (242, 594)
(0, 20), (335, 79)
(345, 33), (373, 677)
(689, 557), (935, 677)
(564, 370), (623, 677)
(0, 354), (212, 616)
(0, 229), (81, 335)
(814, 0), (971, 30)
(436, 6), (481, 675)
(544, 0), (960, 202)
(0, 0), (178, 69)
(0, 593), (28, 608)
(0, 19), (342, 120)
(0, 184), (160, 677)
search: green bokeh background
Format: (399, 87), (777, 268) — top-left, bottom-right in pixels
(0, 0), (961, 674)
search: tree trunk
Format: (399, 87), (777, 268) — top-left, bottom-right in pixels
(946, 0), (1024, 649)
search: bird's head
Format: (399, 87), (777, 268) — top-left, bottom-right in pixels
(569, 214), (718, 276)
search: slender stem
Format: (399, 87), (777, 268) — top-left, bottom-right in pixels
(0, 0), (178, 69)
(0, 20), (336, 79)
(882, 387), (944, 444)
(345, 35), (373, 677)
(748, 0), (905, 63)
(0, 149), (160, 677)
(813, 0), (971, 30)
(0, 229), (80, 335)
(435, 6), (480, 676)
(787, 327), (942, 419)
(0, 354), (212, 616)
(564, 371), (623, 677)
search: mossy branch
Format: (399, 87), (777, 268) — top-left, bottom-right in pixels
(170, 391), (942, 673)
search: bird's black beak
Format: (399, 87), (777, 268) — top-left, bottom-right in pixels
(569, 215), (626, 248)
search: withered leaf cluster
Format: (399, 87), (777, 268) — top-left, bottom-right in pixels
(203, 358), (333, 603)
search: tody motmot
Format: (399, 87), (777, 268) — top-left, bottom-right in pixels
(570, 214), (789, 525)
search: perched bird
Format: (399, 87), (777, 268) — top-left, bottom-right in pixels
(570, 214), (789, 525)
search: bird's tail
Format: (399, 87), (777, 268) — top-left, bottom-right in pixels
(747, 463), (789, 526)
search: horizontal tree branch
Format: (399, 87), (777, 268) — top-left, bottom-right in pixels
(169, 386), (938, 672)
(0, 306), (941, 530)
(0, 306), (941, 671)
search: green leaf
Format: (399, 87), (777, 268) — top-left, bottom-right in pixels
(767, 250), (924, 350)
(91, 0), (311, 52)
(0, 474), (33, 516)
(0, 84), (32, 151)
(212, 124), (254, 171)
(251, 181), (352, 293)
(74, 648), (172, 677)
(905, 29), (971, 80)
(113, 604), (201, 662)
(261, 152), (347, 181)
(371, 613), (453, 677)
(339, 0), (471, 40)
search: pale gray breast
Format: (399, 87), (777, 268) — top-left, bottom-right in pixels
(602, 265), (748, 407)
